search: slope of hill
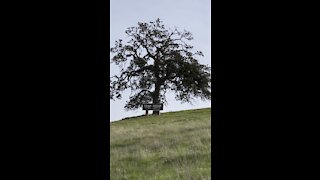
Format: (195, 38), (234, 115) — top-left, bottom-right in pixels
(110, 108), (211, 179)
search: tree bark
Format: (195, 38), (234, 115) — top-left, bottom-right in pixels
(152, 55), (161, 115)
(152, 82), (161, 115)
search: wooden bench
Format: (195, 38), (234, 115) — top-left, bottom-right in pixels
(142, 104), (163, 115)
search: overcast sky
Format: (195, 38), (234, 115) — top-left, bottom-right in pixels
(110, 0), (211, 122)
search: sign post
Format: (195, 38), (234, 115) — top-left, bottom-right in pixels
(143, 104), (163, 115)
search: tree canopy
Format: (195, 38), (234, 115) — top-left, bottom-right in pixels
(110, 18), (211, 114)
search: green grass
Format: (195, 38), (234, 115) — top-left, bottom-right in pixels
(110, 108), (211, 180)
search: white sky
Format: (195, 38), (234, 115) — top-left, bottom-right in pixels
(110, 0), (211, 122)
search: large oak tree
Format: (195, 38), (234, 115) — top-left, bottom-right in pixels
(110, 19), (211, 115)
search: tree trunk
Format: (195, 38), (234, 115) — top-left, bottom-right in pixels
(153, 55), (161, 115)
(152, 82), (161, 115)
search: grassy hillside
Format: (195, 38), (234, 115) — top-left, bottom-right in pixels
(110, 108), (211, 180)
